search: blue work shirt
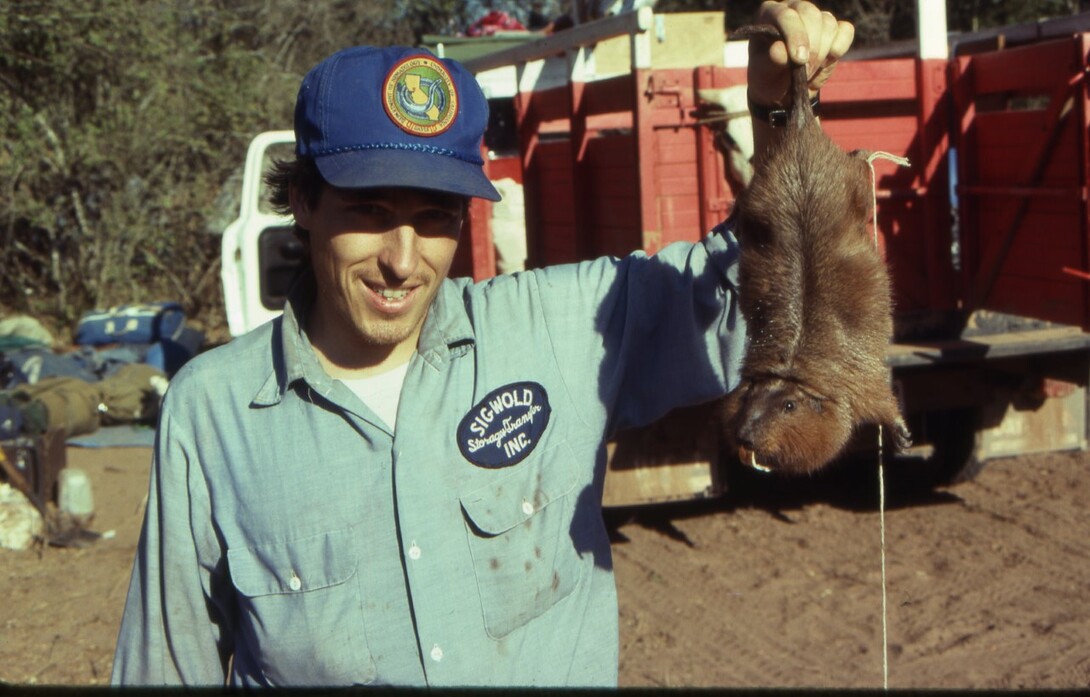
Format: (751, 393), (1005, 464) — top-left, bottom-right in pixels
(111, 223), (745, 687)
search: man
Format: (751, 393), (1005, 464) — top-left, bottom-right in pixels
(113, 1), (853, 687)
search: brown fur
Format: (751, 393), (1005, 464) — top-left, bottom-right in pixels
(722, 24), (911, 475)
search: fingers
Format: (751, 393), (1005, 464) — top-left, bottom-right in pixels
(808, 18), (855, 91)
(815, 11), (837, 69)
(756, 0), (824, 65)
(749, 1), (855, 98)
(828, 19), (855, 62)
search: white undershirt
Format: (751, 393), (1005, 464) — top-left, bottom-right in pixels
(339, 361), (411, 431)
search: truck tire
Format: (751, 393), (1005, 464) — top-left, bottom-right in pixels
(910, 407), (986, 487)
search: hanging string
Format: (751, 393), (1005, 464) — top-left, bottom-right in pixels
(865, 150), (910, 691)
(866, 151), (912, 246)
(878, 424), (889, 689)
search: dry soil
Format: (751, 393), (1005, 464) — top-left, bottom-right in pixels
(2, 444), (1089, 688)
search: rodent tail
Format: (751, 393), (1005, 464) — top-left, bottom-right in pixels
(732, 23), (814, 130)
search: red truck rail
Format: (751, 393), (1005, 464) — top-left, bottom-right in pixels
(459, 12), (1090, 336)
(954, 33), (1090, 329)
(451, 11), (1090, 504)
(223, 11), (1090, 504)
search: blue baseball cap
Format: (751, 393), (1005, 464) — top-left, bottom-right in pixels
(294, 45), (501, 202)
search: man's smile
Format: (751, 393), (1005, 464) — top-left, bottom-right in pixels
(362, 279), (422, 314)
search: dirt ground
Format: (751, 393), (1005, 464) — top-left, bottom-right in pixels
(2, 443), (1089, 688)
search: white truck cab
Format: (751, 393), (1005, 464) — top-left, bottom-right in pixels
(220, 130), (301, 337)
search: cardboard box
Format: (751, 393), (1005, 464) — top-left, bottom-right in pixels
(594, 12), (726, 74)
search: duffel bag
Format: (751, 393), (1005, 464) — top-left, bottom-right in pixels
(20, 377), (102, 438)
(76, 302), (185, 346)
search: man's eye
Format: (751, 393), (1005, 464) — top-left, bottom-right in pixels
(416, 209), (460, 231)
(351, 203), (386, 217)
(421, 208), (457, 222)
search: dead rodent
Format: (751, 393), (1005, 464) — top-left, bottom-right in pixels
(721, 24), (911, 475)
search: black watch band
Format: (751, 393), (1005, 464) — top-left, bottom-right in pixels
(748, 91), (821, 128)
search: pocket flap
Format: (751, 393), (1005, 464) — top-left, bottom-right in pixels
(227, 526), (359, 597)
(460, 445), (578, 536)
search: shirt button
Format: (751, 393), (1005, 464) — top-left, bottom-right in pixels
(408, 542), (422, 560)
(521, 499), (534, 516)
(289, 572), (302, 591)
(430, 644), (444, 662)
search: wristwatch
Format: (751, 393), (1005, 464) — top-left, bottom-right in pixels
(748, 92), (821, 128)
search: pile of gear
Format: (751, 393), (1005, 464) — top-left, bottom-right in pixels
(0, 303), (203, 550)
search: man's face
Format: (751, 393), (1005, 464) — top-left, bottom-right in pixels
(292, 185), (464, 367)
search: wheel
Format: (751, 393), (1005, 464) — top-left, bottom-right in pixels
(893, 407), (985, 489)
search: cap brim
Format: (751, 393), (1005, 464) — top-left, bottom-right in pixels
(315, 149), (502, 202)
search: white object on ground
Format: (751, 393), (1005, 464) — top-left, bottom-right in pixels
(58, 467), (95, 526)
(0, 483), (44, 551)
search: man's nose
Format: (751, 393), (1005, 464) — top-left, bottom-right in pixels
(379, 225), (419, 281)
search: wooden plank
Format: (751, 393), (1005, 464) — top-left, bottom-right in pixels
(603, 400), (722, 508)
(519, 86), (572, 122)
(656, 174), (702, 197)
(582, 74), (636, 116)
(466, 193), (495, 281)
(657, 202), (703, 245)
(589, 174), (639, 200)
(633, 67), (660, 253)
(886, 326), (1090, 367)
(463, 6), (654, 73)
(1079, 34), (1090, 332)
(694, 65), (734, 233)
(584, 134), (637, 165)
(987, 277), (1086, 327)
(654, 159), (700, 182)
(595, 226), (642, 257)
(971, 115), (1080, 184)
(823, 115), (920, 143)
(823, 81), (919, 102)
(595, 11), (724, 75)
(592, 198), (642, 228)
(585, 112), (633, 132)
(969, 37), (1079, 95)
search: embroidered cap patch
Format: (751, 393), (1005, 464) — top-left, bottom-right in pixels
(382, 55), (458, 137)
(458, 382), (551, 468)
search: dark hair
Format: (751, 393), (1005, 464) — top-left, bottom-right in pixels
(265, 157), (325, 244)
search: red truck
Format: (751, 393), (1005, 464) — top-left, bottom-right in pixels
(223, 7), (1090, 506)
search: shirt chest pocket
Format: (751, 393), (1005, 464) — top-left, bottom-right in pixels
(226, 526), (376, 686)
(460, 442), (586, 640)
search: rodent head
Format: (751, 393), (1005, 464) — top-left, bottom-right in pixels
(724, 376), (852, 475)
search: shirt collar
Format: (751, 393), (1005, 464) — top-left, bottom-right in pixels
(416, 278), (475, 370)
(252, 270), (475, 406)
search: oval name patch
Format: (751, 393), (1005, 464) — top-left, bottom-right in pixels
(457, 382), (551, 468)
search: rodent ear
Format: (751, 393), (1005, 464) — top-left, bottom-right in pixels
(846, 153), (875, 221)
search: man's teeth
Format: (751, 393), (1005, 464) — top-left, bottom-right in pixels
(377, 288), (410, 300)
